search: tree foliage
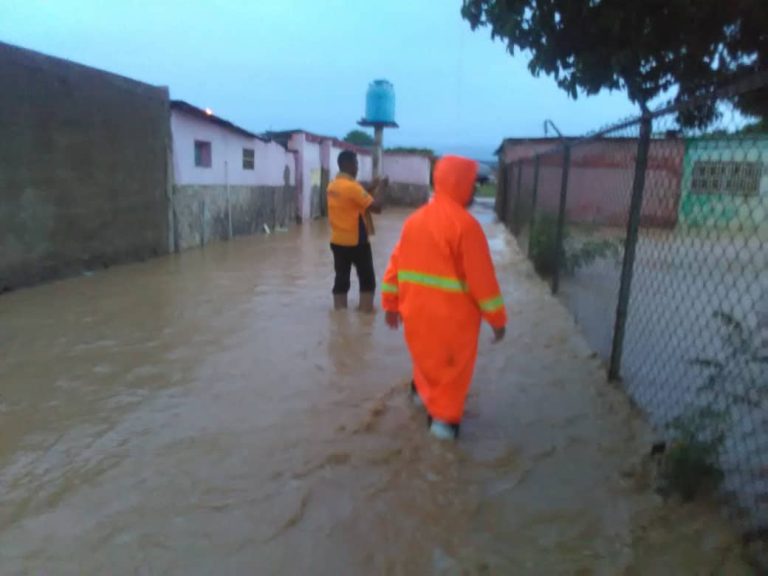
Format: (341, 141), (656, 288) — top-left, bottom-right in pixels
(343, 130), (374, 147)
(385, 147), (436, 156)
(461, 0), (768, 124)
(740, 119), (768, 134)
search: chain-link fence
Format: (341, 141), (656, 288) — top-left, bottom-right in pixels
(496, 73), (768, 561)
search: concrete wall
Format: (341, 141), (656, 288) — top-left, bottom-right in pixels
(382, 182), (430, 207)
(172, 185), (296, 251)
(0, 42), (170, 291)
(171, 111), (295, 187)
(381, 152), (431, 207)
(382, 153), (431, 185)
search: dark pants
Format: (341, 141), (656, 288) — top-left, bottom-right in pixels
(331, 243), (376, 295)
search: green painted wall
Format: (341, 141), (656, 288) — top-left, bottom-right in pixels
(679, 136), (768, 237)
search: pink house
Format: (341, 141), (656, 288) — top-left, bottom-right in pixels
(170, 101), (297, 250)
(267, 129), (435, 216)
(266, 130), (373, 221)
(171, 101), (296, 188)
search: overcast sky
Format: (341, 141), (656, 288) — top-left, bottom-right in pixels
(2, 0), (639, 159)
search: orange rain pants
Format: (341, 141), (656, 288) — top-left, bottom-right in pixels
(381, 155), (507, 424)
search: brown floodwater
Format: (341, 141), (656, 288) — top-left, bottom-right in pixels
(0, 206), (754, 574)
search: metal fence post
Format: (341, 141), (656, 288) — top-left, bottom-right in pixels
(496, 162), (508, 221)
(551, 145), (571, 294)
(513, 160), (523, 235)
(528, 155), (540, 258)
(609, 115), (652, 381)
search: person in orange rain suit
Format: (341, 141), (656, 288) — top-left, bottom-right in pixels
(381, 155), (507, 440)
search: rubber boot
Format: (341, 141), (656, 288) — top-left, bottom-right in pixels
(427, 416), (460, 441)
(333, 294), (348, 310)
(358, 292), (375, 313)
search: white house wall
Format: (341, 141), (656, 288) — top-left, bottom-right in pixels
(330, 146), (343, 180)
(300, 140), (322, 220)
(358, 154), (373, 182)
(253, 139), (296, 187)
(171, 110), (293, 187)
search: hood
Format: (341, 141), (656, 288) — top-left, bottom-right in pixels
(433, 155), (478, 206)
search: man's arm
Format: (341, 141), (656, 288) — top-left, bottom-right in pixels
(351, 181), (375, 212)
(364, 176), (388, 194)
(363, 177), (380, 194)
(368, 199), (383, 214)
(364, 177), (388, 214)
(352, 184), (382, 214)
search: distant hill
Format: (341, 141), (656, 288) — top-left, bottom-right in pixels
(476, 162), (494, 178)
(432, 144), (497, 161)
(386, 143), (498, 164)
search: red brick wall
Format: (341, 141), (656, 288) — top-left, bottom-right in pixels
(502, 139), (684, 229)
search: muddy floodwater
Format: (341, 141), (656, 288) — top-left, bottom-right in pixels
(0, 207), (754, 574)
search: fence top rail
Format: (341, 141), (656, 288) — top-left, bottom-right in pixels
(509, 70), (768, 161)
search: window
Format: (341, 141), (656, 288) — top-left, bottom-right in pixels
(691, 161), (761, 197)
(726, 162), (762, 196)
(194, 140), (212, 168)
(243, 147), (255, 170)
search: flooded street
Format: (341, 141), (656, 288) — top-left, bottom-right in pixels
(0, 207), (753, 574)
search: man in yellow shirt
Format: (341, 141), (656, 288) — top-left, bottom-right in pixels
(327, 151), (383, 312)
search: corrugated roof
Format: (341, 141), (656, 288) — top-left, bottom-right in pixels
(171, 100), (267, 141)
(494, 137), (578, 155)
(383, 150), (435, 159)
(495, 133), (682, 155)
(264, 130), (373, 155)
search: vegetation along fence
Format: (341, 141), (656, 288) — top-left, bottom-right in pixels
(496, 72), (768, 561)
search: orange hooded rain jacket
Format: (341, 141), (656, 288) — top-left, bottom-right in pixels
(381, 155), (507, 423)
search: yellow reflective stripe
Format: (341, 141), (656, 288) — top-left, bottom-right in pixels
(382, 282), (398, 294)
(479, 295), (504, 313)
(397, 270), (468, 293)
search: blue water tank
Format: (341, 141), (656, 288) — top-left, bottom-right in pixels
(365, 80), (396, 124)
